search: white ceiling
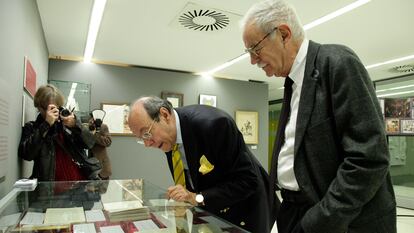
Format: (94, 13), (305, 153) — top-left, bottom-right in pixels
(36, 0), (414, 101)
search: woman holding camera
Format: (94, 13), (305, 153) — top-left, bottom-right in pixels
(19, 84), (96, 181)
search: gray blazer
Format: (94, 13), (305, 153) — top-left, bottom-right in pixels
(286, 41), (396, 233)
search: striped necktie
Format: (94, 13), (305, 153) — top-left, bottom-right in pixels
(172, 144), (186, 186)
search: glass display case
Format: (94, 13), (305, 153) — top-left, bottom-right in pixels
(374, 75), (414, 209)
(0, 179), (248, 233)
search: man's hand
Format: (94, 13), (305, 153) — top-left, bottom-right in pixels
(45, 104), (59, 126)
(167, 184), (197, 205)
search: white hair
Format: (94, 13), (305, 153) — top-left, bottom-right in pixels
(241, 0), (305, 41)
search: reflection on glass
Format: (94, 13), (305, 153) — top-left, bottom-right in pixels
(375, 75), (414, 209)
(49, 80), (91, 122)
(269, 102), (282, 171)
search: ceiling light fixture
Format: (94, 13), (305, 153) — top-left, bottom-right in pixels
(303, 0), (370, 30)
(377, 90), (414, 98)
(199, 53), (249, 77)
(365, 55), (414, 69)
(200, 0), (371, 76)
(376, 84), (414, 93)
(83, 0), (107, 63)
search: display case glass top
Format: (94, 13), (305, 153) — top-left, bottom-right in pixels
(0, 179), (248, 233)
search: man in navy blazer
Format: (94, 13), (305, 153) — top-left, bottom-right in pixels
(241, 0), (396, 233)
(128, 96), (273, 233)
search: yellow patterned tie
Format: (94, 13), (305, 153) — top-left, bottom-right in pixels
(172, 144), (186, 186)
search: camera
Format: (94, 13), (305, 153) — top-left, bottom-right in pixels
(89, 118), (103, 131)
(89, 109), (106, 132)
(58, 106), (72, 117)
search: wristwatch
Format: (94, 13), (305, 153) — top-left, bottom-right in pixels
(195, 193), (205, 206)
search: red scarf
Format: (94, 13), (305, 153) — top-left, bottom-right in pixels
(54, 133), (86, 181)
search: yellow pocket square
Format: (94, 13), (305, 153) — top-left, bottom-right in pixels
(199, 155), (214, 175)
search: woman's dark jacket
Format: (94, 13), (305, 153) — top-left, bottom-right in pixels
(18, 114), (95, 181)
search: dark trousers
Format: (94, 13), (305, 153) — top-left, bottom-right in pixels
(277, 190), (312, 233)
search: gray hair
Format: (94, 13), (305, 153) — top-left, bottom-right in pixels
(241, 0), (305, 41)
(137, 96), (173, 121)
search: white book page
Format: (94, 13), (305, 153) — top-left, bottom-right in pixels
(73, 223), (97, 233)
(85, 210), (106, 222)
(100, 225), (124, 233)
(20, 212), (45, 225)
(133, 219), (159, 230)
(44, 207), (85, 225)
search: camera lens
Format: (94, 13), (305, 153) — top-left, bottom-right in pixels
(59, 107), (71, 117)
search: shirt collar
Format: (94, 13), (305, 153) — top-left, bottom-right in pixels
(288, 38), (309, 85)
(173, 109), (182, 144)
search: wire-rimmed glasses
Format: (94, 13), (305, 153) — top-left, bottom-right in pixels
(245, 27), (278, 57)
(136, 118), (156, 144)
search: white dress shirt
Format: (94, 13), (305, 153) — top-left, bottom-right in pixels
(173, 109), (188, 169)
(173, 109), (195, 189)
(277, 39), (309, 191)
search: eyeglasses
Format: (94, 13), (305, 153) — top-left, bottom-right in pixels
(136, 118), (156, 144)
(245, 27), (278, 57)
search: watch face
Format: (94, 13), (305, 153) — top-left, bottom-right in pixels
(196, 194), (204, 203)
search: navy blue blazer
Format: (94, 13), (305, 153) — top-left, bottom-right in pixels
(165, 105), (274, 233)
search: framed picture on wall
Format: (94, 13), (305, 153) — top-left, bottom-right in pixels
(385, 118), (400, 134)
(384, 98), (411, 118)
(235, 111), (259, 144)
(401, 119), (414, 134)
(161, 91), (183, 108)
(101, 103), (133, 136)
(199, 94), (217, 107)
(23, 56), (37, 98)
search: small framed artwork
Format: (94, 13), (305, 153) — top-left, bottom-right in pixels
(401, 119), (414, 134)
(199, 94), (217, 107)
(384, 98), (411, 118)
(23, 56), (37, 98)
(235, 111), (259, 144)
(385, 118), (400, 134)
(101, 103), (133, 136)
(161, 91), (183, 108)
(412, 98), (414, 118)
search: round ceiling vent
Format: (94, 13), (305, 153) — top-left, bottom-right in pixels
(179, 9), (229, 31)
(389, 64), (414, 73)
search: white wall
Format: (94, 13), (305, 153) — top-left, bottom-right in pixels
(0, 0), (49, 197)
